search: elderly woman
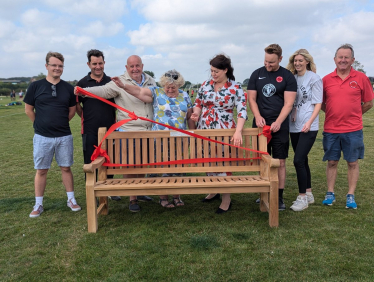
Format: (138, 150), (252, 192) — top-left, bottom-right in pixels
(285, 49), (322, 211)
(112, 70), (195, 208)
(191, 54), (247, 214)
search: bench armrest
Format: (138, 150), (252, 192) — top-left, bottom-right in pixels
(83, 157), (106, 173)
(261, 154), (280, 168)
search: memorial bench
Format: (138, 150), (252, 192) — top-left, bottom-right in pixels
(84, 127), (280, 233)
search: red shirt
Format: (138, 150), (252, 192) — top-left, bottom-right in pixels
(323, 67), (373, 133)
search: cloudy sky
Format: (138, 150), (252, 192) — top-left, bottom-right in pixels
(1, 0), (373, 84)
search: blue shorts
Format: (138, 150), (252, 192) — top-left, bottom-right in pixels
(322, 130), (364, 162)
(33, 134), (74, 169)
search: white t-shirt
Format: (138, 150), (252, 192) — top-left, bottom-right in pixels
(289, 70), (323, 133)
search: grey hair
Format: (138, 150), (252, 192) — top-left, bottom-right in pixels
(158, 69), (185, 88)
(335, 43), (354, 58)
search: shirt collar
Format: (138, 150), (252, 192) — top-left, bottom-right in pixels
(87, 72), (107, 83)
(135, 73), (145, 86)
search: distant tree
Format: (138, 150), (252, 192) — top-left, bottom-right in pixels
(34, 72), (46, 81)
(352, 60), (366, 74)
(144, 70), (155, 78)
(243, 78), (249, 86)
(183, 81), (191, 89)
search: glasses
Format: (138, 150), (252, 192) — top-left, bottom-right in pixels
(165, 73), (178, 80)
(48, 64), (64, 69)
(51, 85), (57, 97)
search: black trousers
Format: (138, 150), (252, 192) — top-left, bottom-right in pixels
(290, 131), (318, 194)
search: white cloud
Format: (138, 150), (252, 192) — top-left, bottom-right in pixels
(80, 21), (125, 37)
(43, 0), (128, 22)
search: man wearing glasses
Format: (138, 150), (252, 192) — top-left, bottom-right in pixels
(75, 55), (156, 212)
(24, 51), (80, 218)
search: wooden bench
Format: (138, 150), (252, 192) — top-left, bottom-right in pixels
(84, 127), (280, 233)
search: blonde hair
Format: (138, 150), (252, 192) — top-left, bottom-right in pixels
(286, 49), (316, 74)
(158, 69), (185, 88)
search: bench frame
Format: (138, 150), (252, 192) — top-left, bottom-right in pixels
(84, 127), (280, 233)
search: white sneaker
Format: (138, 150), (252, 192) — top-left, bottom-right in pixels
(290, 196), (308, 211)
(67, 198), (81, 212)
(29, 204), (44, 218)
(307, 193), (315, 204)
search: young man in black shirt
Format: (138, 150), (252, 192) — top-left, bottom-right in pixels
(25, 51), (81, 217)
(76, 49), (120, 201)
(247, 44), (297, 210)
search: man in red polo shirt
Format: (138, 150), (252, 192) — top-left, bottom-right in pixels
(321, 44), (373, 209)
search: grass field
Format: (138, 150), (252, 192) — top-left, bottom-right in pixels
(1, 96), (374, 281)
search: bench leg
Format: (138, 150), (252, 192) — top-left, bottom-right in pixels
(268, 182), (279, 227)
(259, 192), (268, 212)
(86, 182), (98, 233)
(98, 197), (109, 215)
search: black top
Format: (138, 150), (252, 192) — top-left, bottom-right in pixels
(76, 72), (116, 135)
(24, 78), (75, 137)
(247, 66), (297, 130)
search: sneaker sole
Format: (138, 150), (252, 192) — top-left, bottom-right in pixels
(323, 200), (335, 206)
(346, 206), (357, 209)
(129, 209), (140, 213)
(68, 207), (82, 212)
(29, 212), (43, 218)
(290, 206), (308, 211)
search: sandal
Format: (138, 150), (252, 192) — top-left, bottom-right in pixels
(159, 198), (175, 208)
(173, 197), (184, 207)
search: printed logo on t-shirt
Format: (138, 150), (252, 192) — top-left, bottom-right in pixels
(262, 84), (276, 97)
(276, 76), (283, 83)
(349, 81), (358, 88)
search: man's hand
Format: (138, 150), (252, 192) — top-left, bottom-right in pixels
(270, 120), (281, 132)
(255, 116), (266, 128)
(111, 77), (126, 89)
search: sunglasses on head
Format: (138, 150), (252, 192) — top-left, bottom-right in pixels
(165, 73), (178, 80)
(51, 85), (57, 97)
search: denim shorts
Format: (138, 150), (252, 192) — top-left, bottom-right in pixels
(33, 134), (74, 169)
(322, 130), (364, 162)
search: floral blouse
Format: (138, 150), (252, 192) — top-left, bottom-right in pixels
(194, 79), (247, 129)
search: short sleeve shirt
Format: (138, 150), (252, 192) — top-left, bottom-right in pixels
(323, 67), (374, 133)
(247, 66), (297, 130)
(150, 87), (193, 131)
(290, 71), (323, 132)
(76, 72), (116, 135)
(24, 78), (76, 137)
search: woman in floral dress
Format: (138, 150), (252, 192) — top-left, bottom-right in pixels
(191, 54), (247, 213)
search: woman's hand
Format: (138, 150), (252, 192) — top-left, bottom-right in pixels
(111, 77), (126, 90)
(231, 130), (243, 146)
(190, 107), (202, 122)
(301, 121), (312, 133)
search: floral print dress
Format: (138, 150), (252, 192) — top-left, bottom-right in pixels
(194, 79), (247, 129)
(194, 79), (247, 177)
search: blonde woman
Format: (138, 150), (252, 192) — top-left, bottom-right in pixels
(286, 49), (322, 211)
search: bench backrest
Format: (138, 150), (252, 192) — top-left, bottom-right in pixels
(98, 127), (268, 177)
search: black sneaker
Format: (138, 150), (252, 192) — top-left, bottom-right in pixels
(279, 197), (286, 211)
(137, 196), (153, 202)
(129, 200), (141, 212)
(109, 196), (121, 201)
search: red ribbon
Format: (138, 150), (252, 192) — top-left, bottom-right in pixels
(76, 87), (269, 167)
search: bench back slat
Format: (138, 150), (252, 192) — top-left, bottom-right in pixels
(98, 128), (265, 175)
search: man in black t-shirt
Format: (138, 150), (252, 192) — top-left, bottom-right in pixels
(24, 51), (81, 218)
(247, 44), (297, 210)
(76, 49), (120, 201)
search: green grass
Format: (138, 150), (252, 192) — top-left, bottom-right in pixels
(1, 96), (374, 281)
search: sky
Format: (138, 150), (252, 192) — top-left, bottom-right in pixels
(1, 0), (374, 84)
